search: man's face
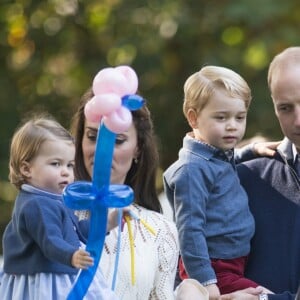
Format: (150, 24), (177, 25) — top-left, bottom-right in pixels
(271, 65), (300, 152)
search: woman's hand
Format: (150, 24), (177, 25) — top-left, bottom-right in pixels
(175, 279), (209, 300)
(205, 283), (220, 300)
(107, 206), (133, 232)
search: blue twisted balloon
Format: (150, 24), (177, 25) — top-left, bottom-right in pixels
(63, 94), (144, 299)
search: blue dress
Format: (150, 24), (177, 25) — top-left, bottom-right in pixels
(0, 185), (118, 300)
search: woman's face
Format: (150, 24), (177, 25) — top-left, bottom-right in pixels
(82, 120), (139, 184)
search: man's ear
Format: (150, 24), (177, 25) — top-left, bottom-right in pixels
(20, 161), (31, 179)
(187, 109), (198, 129)
(271, 95), (279, 117)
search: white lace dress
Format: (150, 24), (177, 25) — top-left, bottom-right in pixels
(100, 204), (179, 300)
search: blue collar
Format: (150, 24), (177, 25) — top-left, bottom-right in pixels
(21, 184), (62, 201)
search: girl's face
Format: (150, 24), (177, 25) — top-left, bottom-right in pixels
(21, 139), (75, 194)
(188, 89), (247, 151)
(82, 121), (139, 184)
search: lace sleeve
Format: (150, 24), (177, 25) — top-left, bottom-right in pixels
(150, 219), (179, 299)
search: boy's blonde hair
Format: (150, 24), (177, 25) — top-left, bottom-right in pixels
(9, 115), (74, 189)
(183, 66), (252, 118)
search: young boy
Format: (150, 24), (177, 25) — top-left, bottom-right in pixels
(163, 66), (270, 298)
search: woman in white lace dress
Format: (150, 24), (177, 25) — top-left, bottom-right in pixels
(71, 89), (179, 300)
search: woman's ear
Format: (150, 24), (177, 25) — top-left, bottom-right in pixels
(187, 109), (198, 129)
(133, 147), (140, 163)
(20, 161), (32, 179)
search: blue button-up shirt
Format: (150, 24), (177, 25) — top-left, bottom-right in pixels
(163, 134), (255, 284)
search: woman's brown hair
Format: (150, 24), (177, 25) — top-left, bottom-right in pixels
(70, 88), (161, 212)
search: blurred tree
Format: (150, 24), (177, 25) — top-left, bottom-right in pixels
(1, 0), (300, 252)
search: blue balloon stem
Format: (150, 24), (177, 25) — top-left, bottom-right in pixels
(64, 94), (145, 299)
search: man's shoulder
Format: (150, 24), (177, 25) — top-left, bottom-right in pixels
(236, 156), (283, 185)
(237, 156), (278, 171)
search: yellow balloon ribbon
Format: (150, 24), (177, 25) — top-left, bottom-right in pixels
(127, 210), (156, 236)
(139, 218), (156, 236)
(123, 210), (157, 286)
(124, 215), (135, 285)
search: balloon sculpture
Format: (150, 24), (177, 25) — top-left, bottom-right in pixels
(63, 66), (144, 299)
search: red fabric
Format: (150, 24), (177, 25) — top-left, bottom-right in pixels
(179, 256), (259, 293)
(179, 256), (189, 280)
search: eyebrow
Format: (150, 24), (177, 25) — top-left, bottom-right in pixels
(85, 126), (98, 131)
(214, 110), (247, 114)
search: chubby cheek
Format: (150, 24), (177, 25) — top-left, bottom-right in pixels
(69, 172), (75, 182)
(238, 124), (247, 138)
(206, 125), (223, 140)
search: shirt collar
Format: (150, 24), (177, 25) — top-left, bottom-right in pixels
(292, 143), (299, 164)
(185, 133), (233, 162)
(21, 184), (62, 200)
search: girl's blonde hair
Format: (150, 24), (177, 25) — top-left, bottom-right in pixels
(9, 115), (73, 189)
(183, 66), (252, 118)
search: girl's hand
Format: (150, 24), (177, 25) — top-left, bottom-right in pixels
(71, 249), (94, 269)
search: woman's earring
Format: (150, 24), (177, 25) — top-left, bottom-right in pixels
(134, 158), (138, 164)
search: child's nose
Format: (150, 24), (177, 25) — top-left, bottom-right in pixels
(226, 120), (237, 130)
(61, 166), (70, 176)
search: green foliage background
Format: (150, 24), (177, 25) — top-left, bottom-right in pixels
(1, 0), (300, 252)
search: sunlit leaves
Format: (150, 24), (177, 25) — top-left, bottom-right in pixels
(222, 26), (244, 46)
(8, 40), (35, 70)
(244, 42), (269, 70)
(160, 19), (178, 39)
(107, 44), (137, 66)
(51, 0), (78, 16)
(1, 0), (300, 183)
(86, 4), (110, 30)
(6, 4), (28, 47)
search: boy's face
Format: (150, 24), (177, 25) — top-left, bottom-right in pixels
(22, 139), (75, 194)
(188, 89), (247, 151)
(271, 65), (300, 152)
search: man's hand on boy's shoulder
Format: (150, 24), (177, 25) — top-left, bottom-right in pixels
(252, 141), (281, 157)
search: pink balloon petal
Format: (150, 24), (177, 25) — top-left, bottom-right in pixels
(84, 101), (102, 123)
(103, 106), (132, 134)
(90, 94), (121, 116)
(115, 65), (138, 94)
(93, 68), (128, 97)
